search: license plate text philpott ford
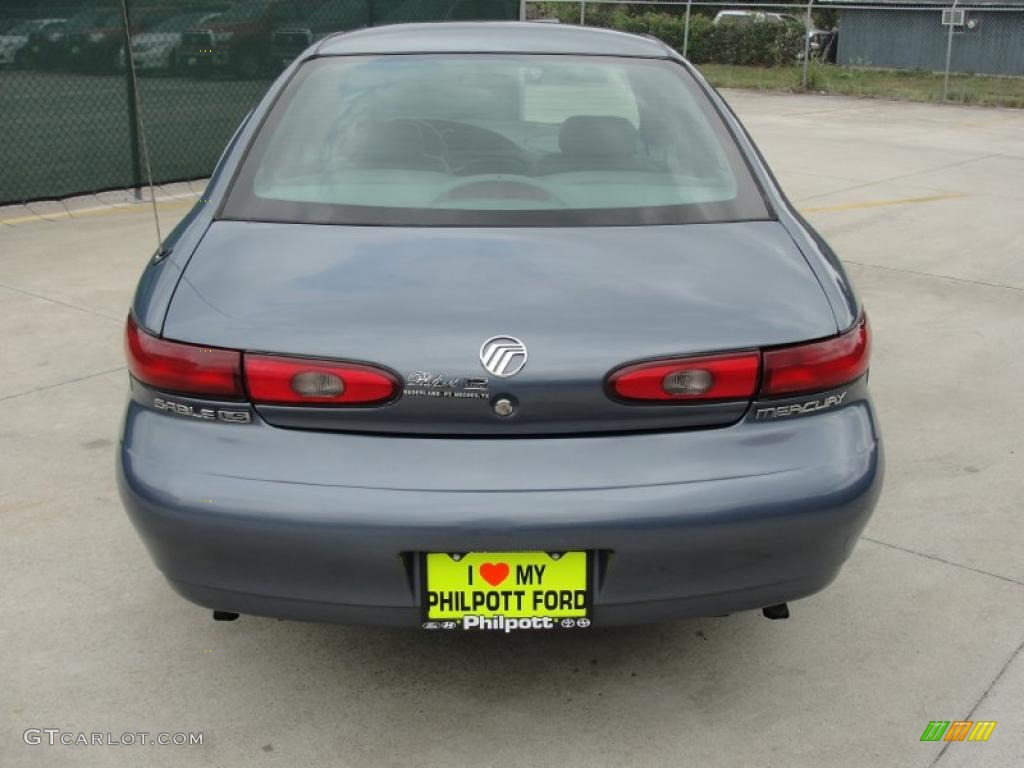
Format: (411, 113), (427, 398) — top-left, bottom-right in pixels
(425, 552), (587, 625)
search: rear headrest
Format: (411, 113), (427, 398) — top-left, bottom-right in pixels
(347, 120), (424, 157)
(558, 115), (640, 158)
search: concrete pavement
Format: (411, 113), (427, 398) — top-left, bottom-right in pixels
(1, 91), (1022, 767)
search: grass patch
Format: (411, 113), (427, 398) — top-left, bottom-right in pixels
(700, 63), (1024, 109)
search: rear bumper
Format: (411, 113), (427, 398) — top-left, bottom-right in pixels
(270, 44), (304, 66)
(117, 383), (883, 626)
(123, 47), (173, 71)
(64, 40), (116, 69)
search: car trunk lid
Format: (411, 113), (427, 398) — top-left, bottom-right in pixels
(164, 220), (836, 435)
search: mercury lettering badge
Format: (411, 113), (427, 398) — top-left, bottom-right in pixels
(754, 391), (848, 419)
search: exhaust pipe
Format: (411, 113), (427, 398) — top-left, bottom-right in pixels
(762, 603), (790, 620)
(212, 610), (239, 622)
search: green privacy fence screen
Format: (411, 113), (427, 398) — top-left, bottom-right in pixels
(0, 0), (521, 204)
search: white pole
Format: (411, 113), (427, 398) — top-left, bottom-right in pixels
(580, 0), (586, 25)
(943, 1), (959, 100)
(682, 0), (693, 59)
(802, 0), (814, 88)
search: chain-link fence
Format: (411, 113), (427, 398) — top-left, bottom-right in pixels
(0, 0), (520, 203)
(526, 1), (1024, 105)
(2, 0), (1021, 203)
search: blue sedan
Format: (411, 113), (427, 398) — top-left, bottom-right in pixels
(117, 22), (883, 631)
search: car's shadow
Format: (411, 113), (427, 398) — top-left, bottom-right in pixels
(235, 612), (779, 704)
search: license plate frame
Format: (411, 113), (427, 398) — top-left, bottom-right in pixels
(420, 551), (592, 631)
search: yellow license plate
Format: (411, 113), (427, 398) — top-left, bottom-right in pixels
(424, 551), (589, 629)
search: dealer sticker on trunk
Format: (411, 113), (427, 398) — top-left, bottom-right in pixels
(423, 551), (589, 632)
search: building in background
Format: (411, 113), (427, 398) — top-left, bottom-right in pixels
(821, 0), (1024, 76)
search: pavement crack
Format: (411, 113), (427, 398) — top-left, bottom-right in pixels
(929, 636), (1024, 767)
(843, 260), (1024, 293)
(862, 536), (1024, 587)
(799, 152), (1004, 202)
(0, 282), (124, 322)
(0, 366), (127, 403)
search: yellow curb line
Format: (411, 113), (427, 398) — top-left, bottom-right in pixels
(801, 192), (966, 214)
(1, 194), (200, 226)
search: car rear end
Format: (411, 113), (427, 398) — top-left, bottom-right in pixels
(269, 26), (313, 69)
(180, 1), (320, 78)
(65, 11), (135, 72)
(26, 16), (72, 68)
(178, 27), (218, 75)
(270, 0), (382, 70)
(118, 24), (882, 630)
(178, 11), (262, 77)
(64, 26), (100, 71)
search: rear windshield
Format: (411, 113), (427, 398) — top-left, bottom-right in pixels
(221, 54), (770, 227)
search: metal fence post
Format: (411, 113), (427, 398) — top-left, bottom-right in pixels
(943, 0), (959, 101)
(682, 0), (693, 59)
(119, 0), (143, 197)
(581, 0), (587, 25)
(802, 0), (814, 88)
(519, 0), (528, 21)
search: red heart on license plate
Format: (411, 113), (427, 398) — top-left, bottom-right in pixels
(479, 562), (509, 587)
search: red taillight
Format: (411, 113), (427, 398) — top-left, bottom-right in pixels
(124, 314), (244, 398)
(761, 316), (870, 397)
(244, 354), (399, 406)
(607, 316), (870, 404)
(610, 352), (761, 402)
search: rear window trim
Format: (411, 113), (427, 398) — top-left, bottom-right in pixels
(217, 52), (775, 228)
